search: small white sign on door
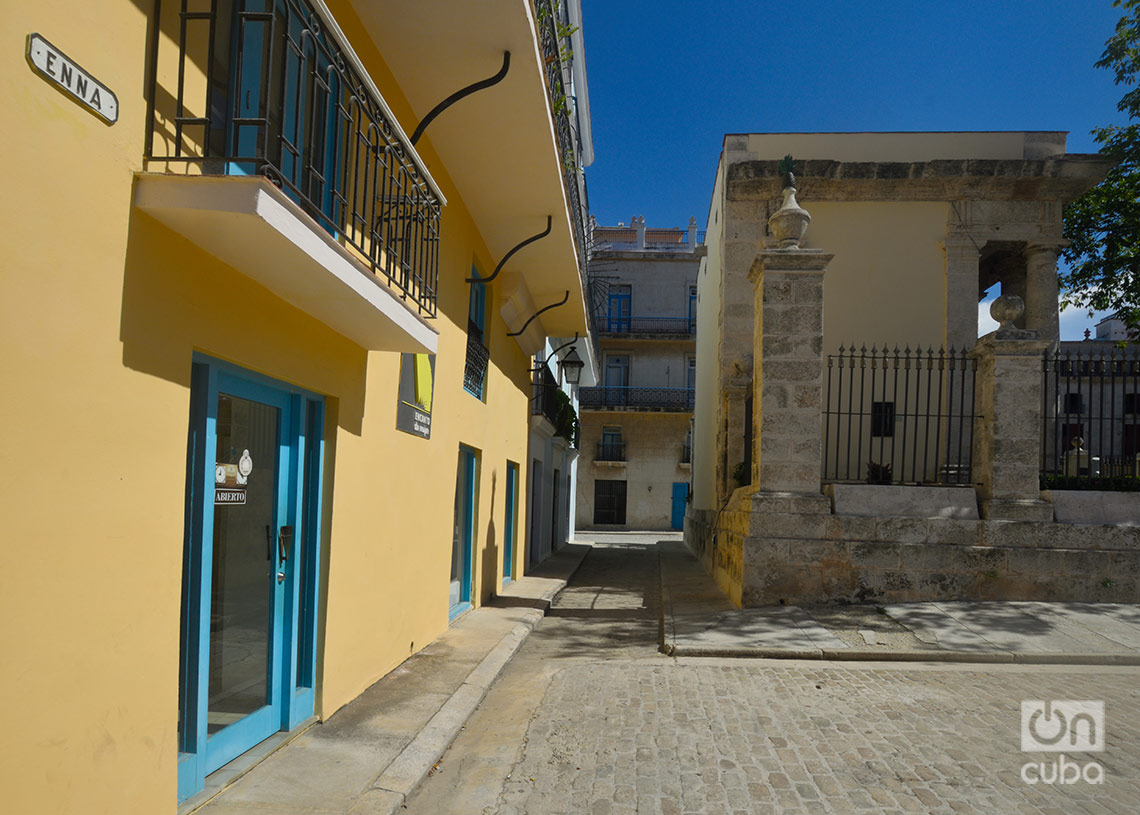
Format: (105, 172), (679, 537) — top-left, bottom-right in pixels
(26, 33), (118, 124)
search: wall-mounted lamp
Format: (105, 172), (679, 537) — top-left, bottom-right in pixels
(558, 347), (585, 386)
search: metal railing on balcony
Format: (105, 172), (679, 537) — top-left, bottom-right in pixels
(146, 0), (440, 316)
(1041, 346), (1140, 486)
(823, 345), (977, 485)
(464, 322), (489, 397)
(579, 386), (695, 412)
(592, 228), (706, 249)
(535, 0), (587, 276)
(596, 441), (627, 462)
(596, 315), (696, 336)
(531, 363), (559, 424)
(681, 441), (692, 464)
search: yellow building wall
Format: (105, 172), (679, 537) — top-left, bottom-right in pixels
(1, 2), (541, 813)
(692, 166), (725, 511)
(800, 201), (951, 354)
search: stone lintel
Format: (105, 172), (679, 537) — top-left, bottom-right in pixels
(725, 156), (1114, 204)
(748, 250), (834, 282)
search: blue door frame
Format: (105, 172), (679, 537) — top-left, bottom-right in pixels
(503, 462), (518, 586)
(671, 482), (688, 530)
(179, 356), (325, 802)
(450, 446), (477, 618)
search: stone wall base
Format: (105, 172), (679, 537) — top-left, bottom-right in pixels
(686, 492), (1140, 606)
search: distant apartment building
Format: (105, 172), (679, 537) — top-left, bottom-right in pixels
(576, 217), (703, 529)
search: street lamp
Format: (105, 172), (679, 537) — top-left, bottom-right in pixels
(558, 347), (584, 386)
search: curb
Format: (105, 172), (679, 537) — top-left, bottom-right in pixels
(360, 544), (591, 815)
(665, 644), (1140, 666)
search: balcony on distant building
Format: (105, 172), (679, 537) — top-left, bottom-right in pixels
(580, 386), (695, 412)
(596, 315), (696, 337)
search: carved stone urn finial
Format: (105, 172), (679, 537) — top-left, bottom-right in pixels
(768, 155), (811, 249)
(989, 294), (1025, 332)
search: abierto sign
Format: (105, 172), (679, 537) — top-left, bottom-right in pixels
(26, 33), (118, 124)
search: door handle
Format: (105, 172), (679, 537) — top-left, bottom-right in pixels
(278, 525), (294, 563)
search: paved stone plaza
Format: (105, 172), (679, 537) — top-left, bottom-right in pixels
(405, 536), (1140, 815)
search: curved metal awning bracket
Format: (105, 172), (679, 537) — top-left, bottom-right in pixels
(468, 215), (552, 284)
(411, 51), (511, 147)
(507, 290), (570, 337)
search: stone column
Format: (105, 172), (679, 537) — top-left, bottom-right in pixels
(1024, 242), (1063, 344)
(971, 296), (1053, 521)
(747, 249), (834, 493)
(635, 215), (645, 249)
(942, 233), (981, 351)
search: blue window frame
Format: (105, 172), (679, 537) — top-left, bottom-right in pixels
(229, 0), (342, 226)
(178, 355), (325, 802)
(607, 285), (631, 332)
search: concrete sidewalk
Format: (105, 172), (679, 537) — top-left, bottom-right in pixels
(185, 543), (590, 815)
(659, 540), (1140, 664)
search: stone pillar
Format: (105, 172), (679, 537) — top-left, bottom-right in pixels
(747, 248), (834, 493)
(635, 215), (645, 249)
(942, 233), (981, 351)
(971, 296), (1053, 521)
(1024, 243), (1063, 343)
(687, 216), (698, 249)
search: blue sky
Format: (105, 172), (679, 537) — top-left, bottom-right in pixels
(580, 1), (1130, 338)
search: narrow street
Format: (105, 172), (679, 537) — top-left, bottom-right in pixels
(404, 533), (1140, 815)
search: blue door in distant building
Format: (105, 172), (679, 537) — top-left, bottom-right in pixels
(671, 482), (688, 530)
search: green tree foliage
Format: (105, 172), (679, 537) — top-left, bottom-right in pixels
(1063, 0), (1140, 333)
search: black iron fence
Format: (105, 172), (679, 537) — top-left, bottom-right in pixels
(596, 441), (627, 462)
(823, 346), (977, 485)
(682, 440), (692, 464)
(1041, 346), (1140, 485)
(580, 386), (695, 411)
(146, 0), (440, 316)
(596, 315), (696, 336)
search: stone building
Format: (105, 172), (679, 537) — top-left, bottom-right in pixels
(576, 218), (703, 529)
(686, 132), (1136, 607)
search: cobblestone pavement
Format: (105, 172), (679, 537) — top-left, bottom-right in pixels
(404, 535), (1140, 815)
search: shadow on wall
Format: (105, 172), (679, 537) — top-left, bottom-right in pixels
(482, 470), (498, 602)
(119, 202), (369, 435)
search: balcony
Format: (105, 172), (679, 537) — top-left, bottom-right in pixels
(596, 441), (627, 462)
(140, 0), (441, 351)
(580, 387), (695, 412)
(597, 315), (696, 337)
(531, 363), (559, 425)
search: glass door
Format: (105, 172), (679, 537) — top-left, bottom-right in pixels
(204, 382), (290, 770)
(180, 359), (324, 802)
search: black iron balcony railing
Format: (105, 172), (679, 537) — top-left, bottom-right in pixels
(146, 0), (440, 316)
(536, 0), (587, 276)
(580, 387), (695, 412)
(681, 442), (692, 464)
(531, 363), (559, 424)
(596, 441), (626, 462)
(597, 315), (696, 336)
(464, 323), (489, 397)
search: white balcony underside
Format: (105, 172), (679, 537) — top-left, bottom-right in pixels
(134, 174), (439, 354)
